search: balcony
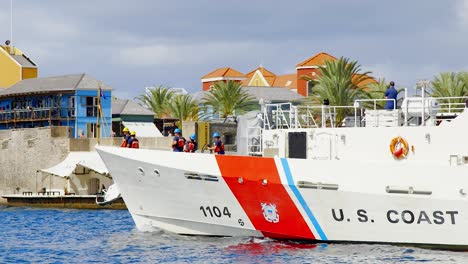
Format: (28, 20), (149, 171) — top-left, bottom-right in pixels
(0, 107), (76, 124)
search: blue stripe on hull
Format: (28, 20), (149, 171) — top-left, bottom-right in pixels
(281, 158), (328, 240)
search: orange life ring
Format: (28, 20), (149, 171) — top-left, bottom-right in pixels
(389, 136), (409, 159)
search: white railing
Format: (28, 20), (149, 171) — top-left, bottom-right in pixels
(250, 96), (467, 156)
(260, 96), (467, 130)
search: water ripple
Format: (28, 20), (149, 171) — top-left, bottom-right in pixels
(0, 206), (467, 263)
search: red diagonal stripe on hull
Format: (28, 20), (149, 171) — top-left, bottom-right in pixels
(216, 155), (315, 240)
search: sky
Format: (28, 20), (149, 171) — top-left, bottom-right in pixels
(1, 0), (468, 98)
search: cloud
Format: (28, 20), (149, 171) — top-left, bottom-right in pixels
(2, 0), (468, 99)
(116, 41), (275, 67)
(457, 0), (468, 27)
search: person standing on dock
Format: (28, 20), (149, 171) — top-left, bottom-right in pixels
(121, 127), (131, 147)
(384, 81), (398, 110)
(172, 128), (185, 152)
(208, 132), (225, 155)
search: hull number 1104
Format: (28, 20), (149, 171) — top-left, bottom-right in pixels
(200, 206), (231, 218)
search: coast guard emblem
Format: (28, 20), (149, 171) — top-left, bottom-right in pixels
(261, 203), (279, 223)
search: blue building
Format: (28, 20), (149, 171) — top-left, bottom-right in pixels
(0, 73), (112, 138)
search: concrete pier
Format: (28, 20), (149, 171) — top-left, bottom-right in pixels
(0, 126), (172, 206)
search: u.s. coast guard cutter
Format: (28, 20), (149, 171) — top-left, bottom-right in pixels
(97, 91), (468, 249)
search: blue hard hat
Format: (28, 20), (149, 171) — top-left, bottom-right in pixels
(174, 128), (181, 133)
(213, 132), (220, 138)
(190, 134), (196, 140)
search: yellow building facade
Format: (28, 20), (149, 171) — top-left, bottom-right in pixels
(0, 45), (37, 88)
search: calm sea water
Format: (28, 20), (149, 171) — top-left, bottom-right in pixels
(1, 206), (467, 263)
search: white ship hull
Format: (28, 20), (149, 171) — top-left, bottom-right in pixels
(97, 125), (468, 248)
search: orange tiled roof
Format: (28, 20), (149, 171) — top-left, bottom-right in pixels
(246, 67), (276, 78)
(201, 67), (245, 79)
(244, 66), (277, 86)
(272, 74), (297, 89)
(296, 52), (337, 67)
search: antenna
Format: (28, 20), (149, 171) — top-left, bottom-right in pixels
(10, 0), (14, 54)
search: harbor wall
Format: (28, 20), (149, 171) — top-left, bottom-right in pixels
(0, 127), (70, 203)
(0, 127), (172, 204)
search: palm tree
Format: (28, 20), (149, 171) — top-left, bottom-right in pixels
(202, 80), (256, 118)
(136, 85), (175, 118)
(458, 72), (468, 88)
(168, 94), (200, 122)
(305, 57), (371, 126)
(431, 72), (468, 111)
(368, 78), (405, 109)
(431, 72), (467, 97)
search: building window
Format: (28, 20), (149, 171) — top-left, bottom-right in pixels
(307, 81), (315, 96)
(68, 96), (76, 117)
(82, 96), (98, 117)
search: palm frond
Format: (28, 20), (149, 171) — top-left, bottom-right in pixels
(202, 81), (257, 118)
(168, 94), (200, 122)
(305, 57), (371, 126)
(135, 85), (175, 118)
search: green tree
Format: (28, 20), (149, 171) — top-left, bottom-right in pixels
(458, 72), (468, 88)
(169, 93), (200, 122)
(431, 72), (467, 97)
(202, 80), (256, 118)
(305, 57), (371, 126)
(431, 72), (468, 111)
(136, 85), (175, 118)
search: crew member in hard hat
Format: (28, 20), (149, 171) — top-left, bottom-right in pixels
(127, 131), (139, 148)
(120, 127), (131, 147)
(207, 132), (225, 155)
(172, 128), (185, 152)
(184, 133), (197, 153)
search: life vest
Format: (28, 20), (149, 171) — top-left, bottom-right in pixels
(172, 136), (185, 152)
(214, 141), (225, 154)
(178, 137), (186, 148)
(185, 141), (197, 153)
(130, 138), (139, 149)
(120, 136), (129, 147)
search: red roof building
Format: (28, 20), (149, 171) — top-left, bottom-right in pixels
(201, 52), (375, 96)
(201, 67), (246, 91)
